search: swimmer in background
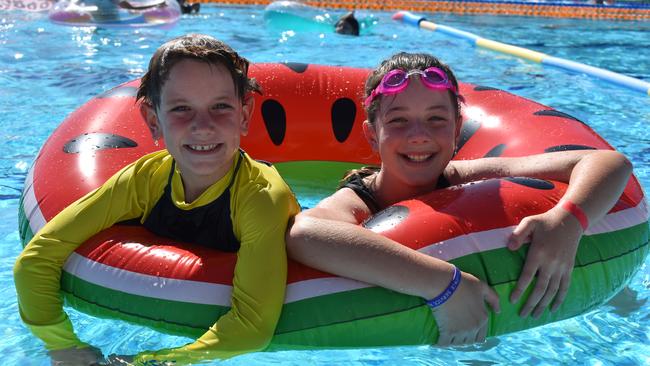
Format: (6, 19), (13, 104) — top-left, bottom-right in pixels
(175, 0), (199, 14)
(334, 11), (359, 36)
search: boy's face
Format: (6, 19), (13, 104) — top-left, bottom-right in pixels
(144, 59), (253, 193)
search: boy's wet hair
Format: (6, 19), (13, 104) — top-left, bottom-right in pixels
(363, 52), (462, 125)
(137, 34), (261, 109)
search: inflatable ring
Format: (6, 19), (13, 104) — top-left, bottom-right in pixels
(264, 1), (376, 34)
(48, 0), (180, 28)
(19, 63), (649, 348)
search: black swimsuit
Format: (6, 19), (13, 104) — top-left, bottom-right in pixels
(341, 170), (451, 214)
(121, 151), (244, 252)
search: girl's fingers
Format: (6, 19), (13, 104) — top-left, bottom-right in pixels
(437, 331), (452, 347)
(511, 255), (538, 304)
(477, 322), (488, 343)
(508, 217), (535, 250)
(532, 275), (561, 318)
(484, 285), (501, 313)
(520, 270), (551, 317)
(551, 274), (572, 312)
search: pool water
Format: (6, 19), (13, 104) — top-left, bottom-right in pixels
(1, 4), (649, 365)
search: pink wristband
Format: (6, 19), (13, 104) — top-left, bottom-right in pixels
(558, 199), (589, 231)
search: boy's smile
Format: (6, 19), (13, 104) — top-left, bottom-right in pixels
(144, 59), (253, 200)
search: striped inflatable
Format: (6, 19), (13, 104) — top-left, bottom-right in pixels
(48, 0), (181, 28)
(19, 63), (649, 348)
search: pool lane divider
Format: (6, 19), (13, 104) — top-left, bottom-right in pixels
(393, 11), (650, 97)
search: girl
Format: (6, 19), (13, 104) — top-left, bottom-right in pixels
(14, 34), (299, 365)
(286, 52), (632, 346)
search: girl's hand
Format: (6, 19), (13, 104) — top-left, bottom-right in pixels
(49, 346), (104, 366)
(507, 205), (583, 318)
(432, 271), (500, 346)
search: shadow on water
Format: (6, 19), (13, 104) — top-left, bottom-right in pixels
(606, 287), (648, 318)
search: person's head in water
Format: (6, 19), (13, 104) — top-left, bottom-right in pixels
(335, 11), (359, 36)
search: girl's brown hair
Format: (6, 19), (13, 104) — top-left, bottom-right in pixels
(364, 52), (463, 125)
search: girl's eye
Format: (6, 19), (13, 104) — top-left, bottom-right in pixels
(388, 117), (407, 124)
(428, 116), (449, 124)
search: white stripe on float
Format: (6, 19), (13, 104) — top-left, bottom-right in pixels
(65, 200), (649, 306)
(23, 165), (47, 235)
(285, 277), (371, 303)
(63, 252), (234, 306)
(288, 200), (650, 301)
(586, 199), (648, 235)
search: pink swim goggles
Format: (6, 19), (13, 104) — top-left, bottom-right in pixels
(364, 67), (463, 107)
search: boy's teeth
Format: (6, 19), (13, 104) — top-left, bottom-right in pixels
(407, 154), (431, 162)
(189, 144), (217, 151)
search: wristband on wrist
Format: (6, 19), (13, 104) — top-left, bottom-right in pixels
(558, 199), (589, 231)
(426, 265), (461, 308)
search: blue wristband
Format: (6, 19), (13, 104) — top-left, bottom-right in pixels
(426, 265), (461, 308)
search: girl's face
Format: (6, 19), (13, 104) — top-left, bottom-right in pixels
(365, 77), (460, 192)
(142, 59), (253, 194)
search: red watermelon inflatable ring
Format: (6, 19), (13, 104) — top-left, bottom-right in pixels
(19, 63), (649, 348)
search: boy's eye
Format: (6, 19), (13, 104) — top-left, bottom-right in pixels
(213, 103), (233, 110)
(170, 105), (190, 113)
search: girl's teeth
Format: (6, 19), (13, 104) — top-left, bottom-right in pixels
(407, 154), (431, 162)
(189, 144), (217, 151)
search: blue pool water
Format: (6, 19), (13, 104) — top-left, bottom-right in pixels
(1, 4), (649, 365)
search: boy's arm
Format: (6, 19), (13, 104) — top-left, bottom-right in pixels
(134, 184), (299, 365)
(13, 160), (154, 350)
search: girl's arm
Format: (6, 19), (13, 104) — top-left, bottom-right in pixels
(451, 150), (633, 317)
(287, 188), (501, 346)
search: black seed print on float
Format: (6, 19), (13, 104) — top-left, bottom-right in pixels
(362, 205), (409, 231)
(455, 118), (481, 155)
(484, 144), (506, 158)
(281, 62), (309, 73)
(473, 85), (501, 92)
(534, 110), (586, 125)
(545, 145), (597, 153)
(63, 133), (137, 153)
(97, 86), (138, 99)
(504, 177), (555, 190)
(331, 98), (356, 143)
(261, 99), (286, 146)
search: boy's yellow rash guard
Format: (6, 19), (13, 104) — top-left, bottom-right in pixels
(14, 150), (300, 365)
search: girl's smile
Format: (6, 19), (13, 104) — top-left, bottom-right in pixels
(367, 77), (460, 203)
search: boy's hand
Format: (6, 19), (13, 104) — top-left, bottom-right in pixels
(507, 205), (583, 318)
(433, 271), (500, 346)
(105, 354), (135, 365)
(49, 345), (104, 365)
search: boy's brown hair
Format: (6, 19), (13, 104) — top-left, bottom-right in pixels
(137, 34), (261, 109)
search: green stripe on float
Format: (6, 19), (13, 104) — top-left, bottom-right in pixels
(274, 161), (365, 197)
(61, 271), (228, 337)
(271, 304), (436, 349)
(489, 237), (649, 336)
(453, 222), (649, 287)
(275, 286), (426, 335)
(18, 204), (34, 247)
